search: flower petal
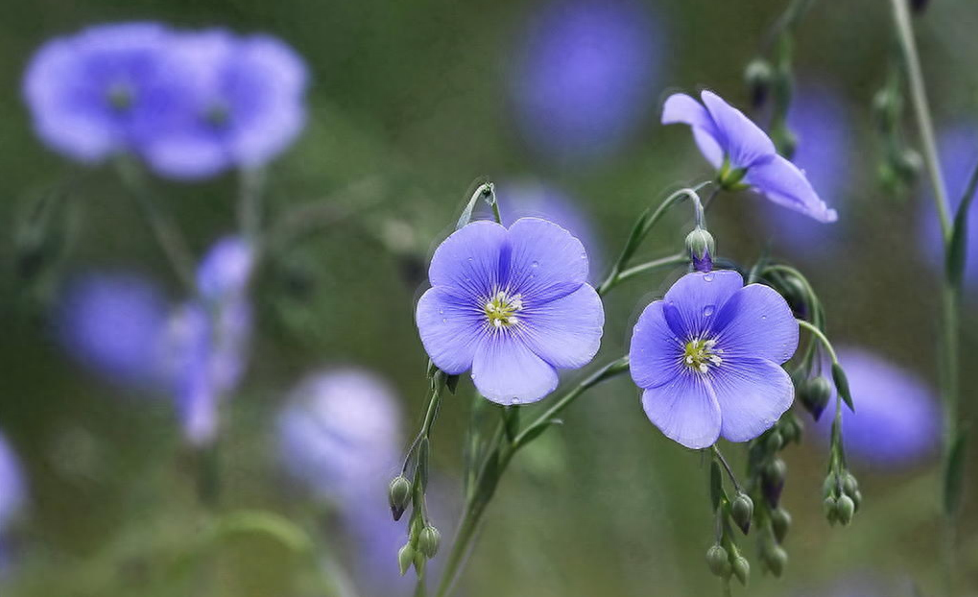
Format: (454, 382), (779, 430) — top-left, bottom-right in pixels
(713, 283), (799, 364)
(506, 217), (589, 303)
(701, 90), (775, 169)
(662, 93), (723, 168)
(472, 334), (559, 404)
(629, 300), (683, 389)
(745, 154), (838, 223)
(642, 373), (721, 449)
(428, 221), (508, 298)
(518, 283), (604, 369)
(416, 287), (485, 375)
(662, 270), (743, 339)
(709, 356), (793, 442)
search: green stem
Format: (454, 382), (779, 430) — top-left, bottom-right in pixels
(238, 167), (266, 243)
(601, 253), (689, 296)
(711, 445), (743, 494)
(796, 319), (837, 363)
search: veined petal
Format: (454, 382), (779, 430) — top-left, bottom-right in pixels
(428, 221), (508, 299)
(472, 334), (559, 404)
(642, 373), (721, 449)
(709, 356), (793, 442)
(701, 90), (775, 169)
(518, 283), (604, 369)
(629, 300), (683, 389)
(662, 93), (724, 168)
(745, 154), (838, 223)
(506, 217), (589, 304)
(662, 270), (743, 339)
(416, 287), (484, 375)
(714, 284), (799, 364)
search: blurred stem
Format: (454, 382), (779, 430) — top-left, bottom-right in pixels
(114, 158), (196, 291)
(435, 358), (630, 597)
(889, 1), (960, 594)
(238, 167), (266, 244)
(195, 441), (221, 510)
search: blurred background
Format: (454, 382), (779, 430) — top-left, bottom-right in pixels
(0, 0), (977, 595)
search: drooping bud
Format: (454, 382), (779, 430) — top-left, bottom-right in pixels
(731, 493), (754, 535)
(397, 543), (415, 576)
(732, 555), (750, 586)
(744, 58), (774, 108)
(388, 475), (412, 521)
(871, 88), (900, 132)
(761, 458), (787, 506)
(418, 525), (441, 558)
(685, 226), (715, 273)
(706, 544), (731, 578)
(836, 494), (855, 525)
(799, 377), (832, 420)
(765, 545), (788, 577)
(765, 430), (783, 453)
(853, 489), (863, 513)
(841, 472), (859, 498)
(823, 496), (839, 525)
(770, 507), (791, 543)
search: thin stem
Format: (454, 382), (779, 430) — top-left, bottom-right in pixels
(610, 253), (689, 292)
(711, 445), (743, 494)
(796, 319), (837, 363)
(237, 167), (266, 243)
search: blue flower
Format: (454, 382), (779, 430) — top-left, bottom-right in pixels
(510, 0), (662, 163)
(814, 347), (940, 468)
(0, 432), (26, 572)
(416, 219), (604, 404)
(629, 270), (798, 448)
(56, 272), (170, 388)
(663, 90), (838, 223)
(23, 23), (184, 163)
(196, 235), (255, 301)
(140, 30), (308, 179)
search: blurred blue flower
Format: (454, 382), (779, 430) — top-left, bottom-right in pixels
(56, 272), (170, 388)
(510, 0), (662, 163)
(759, 84), (853, 252)
(663, 90), (838, 223)
(416, 219), (604, 404)
(919, 122), (978, 289)
(629, 270), (797, 448)
(814, 347), (940, 468)
(23, 23), (183, 163)
(0, 432), (26, 571)
(141, 30), (308, 180)
(196, 235), (255, 302)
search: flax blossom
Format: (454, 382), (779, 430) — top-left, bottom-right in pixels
(629, 270), (798, 448)
(663, 90), (837, 223)
(0, 432), (26, 571)
(416, 218), (604, 404)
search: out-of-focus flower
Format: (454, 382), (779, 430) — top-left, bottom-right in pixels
(760, 84), (853, 252)
(813, 347), (940, 468)
(416, 219), (604, 404)
(793, 572), (916, 597)
(663, 90), (838, 223)
(0, 432), (26, 571)
(141, 30), (308, 180)
(56, 272), (170, 388)
(196, 236), (255, 301)
(919, 122), (978, 289)
(629, 270), (797, 448)
(510, 0), (662, 163)
(22, 23), (182, 163)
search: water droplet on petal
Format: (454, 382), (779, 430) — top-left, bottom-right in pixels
(761, 315), (767, 320)
(442, 318), (448, 323)
(531, 261), (539, 268)
(702, 305), (715, 317)
(510, 397), (521, 405)
(704, 274), (714, 282)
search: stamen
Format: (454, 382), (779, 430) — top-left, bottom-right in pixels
(484, 289), (524, 330)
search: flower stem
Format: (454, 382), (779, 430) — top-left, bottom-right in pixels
(795, 319), (837, 363)
(601, 253), (689, 296)
(711, 445), (743, 494)
(238, 167), (266, 243)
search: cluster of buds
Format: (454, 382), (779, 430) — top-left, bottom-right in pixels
(823, 470), (861, 526)
(705, 456), (754, 588)
(871, 73), (922, 194)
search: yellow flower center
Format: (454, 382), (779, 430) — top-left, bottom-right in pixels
(484, 290), (523, 329)
(683, 338), (723, 373)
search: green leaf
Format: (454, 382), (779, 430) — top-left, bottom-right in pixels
(503, 406), (520, 443)
(514, 419), (563, 450)
(944, 428), (970, 516)
(947, 160), (978, 288)
(831, 363), (855, 412)
(455, 181), (494, 230)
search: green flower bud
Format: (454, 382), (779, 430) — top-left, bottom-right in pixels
(388, 475), (412, 521)
(841, 472), (859, 497)
(800, 377), (832, 421)
(731, 493), (754, 535)
(706, 544), (731, 578)
(732, 555), (750, 586)
(836, 494), (855, 525)
(893, 148), (922, 184)
(853, 489), (863, 513)
(770, 507), (791, 543)
(823, 496), (838, 525)
(685, 226), (715, 272)
(761, 458), (787, 506)
(765, 545), (788, 577)
(871, 88), (900, 132)
(765, 430), (783, 453)
(822, 474), (838, 498)
(418, 525), (441, 558)
(397, 543), (415, 576)
(744, 59), (774, 108)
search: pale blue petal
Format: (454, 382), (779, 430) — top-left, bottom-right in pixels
(518, 284), (604, 369)
(629, 300), (684, 389)
(642, 373), (721, 449)
(710, 356), (793, 442)
(662, 270), (743, 338)
(428, 221), (508, 298)
(471, 334), (559, 404)
(506, 217), (589, 304)
(714, 283), (799, 364)
(662, 93), (724, 167)
(416, 287), (485, 375)
(701, 90), (775, 169)
(745, 154), (838, 223)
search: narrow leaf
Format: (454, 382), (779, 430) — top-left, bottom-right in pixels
(947, 158), (978, 288)
(456, 181), (494, 230)
(831, 363), (855, 412)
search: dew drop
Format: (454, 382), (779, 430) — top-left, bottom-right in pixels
(467, 257), (473, 262)
(531, 261), (539, 268)
(510, 397), (521, 405)
(703, 274), (714, 282)
(442, 318), (448, 323)
(761, 315), (767, 320)
(702, 305), (715, 317)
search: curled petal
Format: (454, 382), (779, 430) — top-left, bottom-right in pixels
(709, 356), (793, 442)
(629, 301), (683, 389)
(745, 154), (838, 223)
(642, 373), (721, 449)
(506, 217), (589, 304)
(714, 284), (799, 364)
(518, 283), (604, 369)
(428, 221), (508, 298)
(662, 270), (743, 338)
(701, 90), (775, 169)
(662, 93), (723, 168)
(472, 334), (558, 404)
(416, 287), (485, 375)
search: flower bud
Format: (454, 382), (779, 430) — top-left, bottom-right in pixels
(822, 474), (838, 498)
(744, 59), (773, 108)
(765, 545), (788, 577)
(871, 88), (900, 132)
(894, 148), (922, 184)
(706, 544), (731, 578)
(761, 458), (787, 506)
(841, 472), (859, 498)
(836, 494), (855, 525)
(823, 496), (838, 525)
(853, 489), (863, 513)
(765, 430), (783, 453)
(799, 377), (832, 421)
(418, 525), (441, 558)
(731, 493), (754, 534)
(685, 226), (715, 273)
(388, 475), (412, 521)
(770, 507), (791, 543)
(397, 543), (415, 576)
(732, 555), (750, 586)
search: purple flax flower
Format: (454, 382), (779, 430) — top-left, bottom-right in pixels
(919, 122), (978, 289)
(629, 270), (798, 448)
(141, 30), (308, 180)
(196, 235), (255, 301)
(22, 23), (183, 163)
(0, 432), (26, 571)
(662, 90), (838, 223)
(813, 347), (940, 468)
(510, 0), (662, 163)
(760, 84), (853, 252)
(56, 272), (170, 388)
(416, 218), (604, 404)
